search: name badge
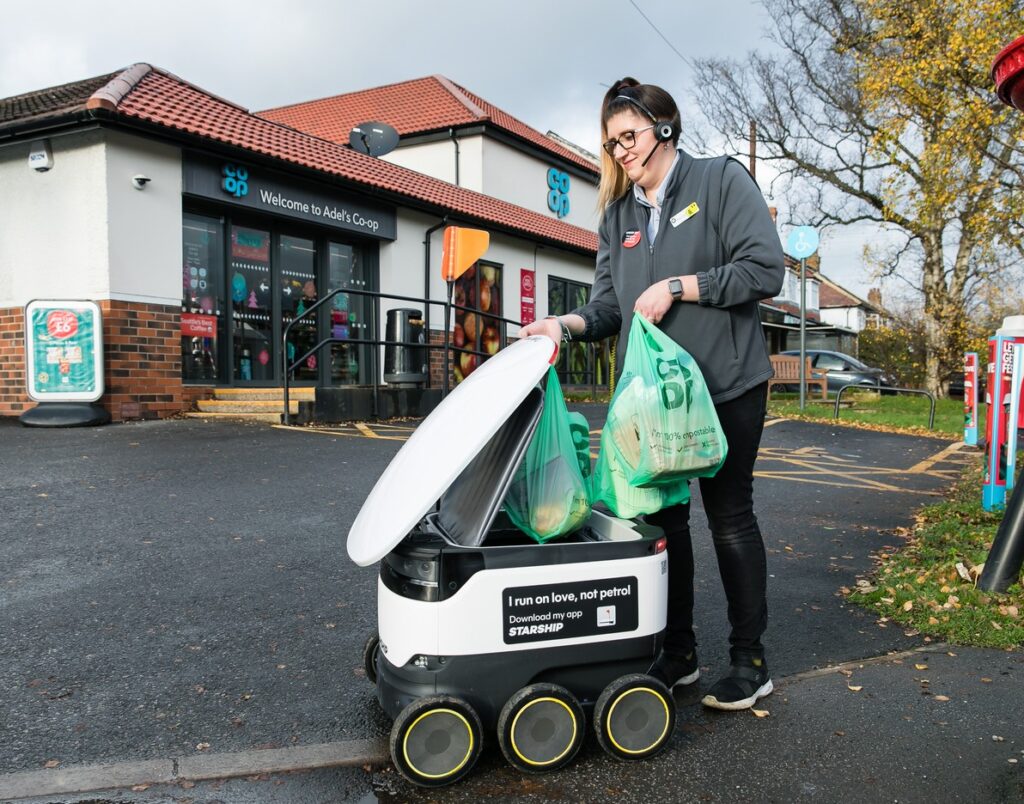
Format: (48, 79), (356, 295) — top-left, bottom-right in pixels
(670, 202), (699, 227)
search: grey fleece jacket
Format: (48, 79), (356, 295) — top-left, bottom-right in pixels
(572, 152), (785, 404)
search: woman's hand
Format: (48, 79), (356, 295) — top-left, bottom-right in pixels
(633, 279), (675, 324)
(518, 316), (563, 342)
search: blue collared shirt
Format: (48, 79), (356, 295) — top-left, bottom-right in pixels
(632, 148), (682, 243)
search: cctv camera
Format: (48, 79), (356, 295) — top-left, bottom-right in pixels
(132, 174), (151, 190)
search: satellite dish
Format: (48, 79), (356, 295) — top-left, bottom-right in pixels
(349, 121), (400, 157)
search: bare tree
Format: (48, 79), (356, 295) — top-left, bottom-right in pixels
(689, 0), (1024, 394)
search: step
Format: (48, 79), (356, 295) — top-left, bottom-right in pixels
(196, 399), (300, 414)
(212, 387), (315, 401)
(182, 411), (284, 424)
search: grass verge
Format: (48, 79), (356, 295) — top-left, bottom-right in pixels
(767, 392), (979, 439)
(846, 462), (1023, 649)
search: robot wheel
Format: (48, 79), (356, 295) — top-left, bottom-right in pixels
(389, 695), (483, 787)
(594, 673), (675, 760)
(497, 683), (585, 773)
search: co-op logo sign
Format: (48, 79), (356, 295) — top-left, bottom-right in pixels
(221, 164), (249, 198)
(547, 168), (570, 218)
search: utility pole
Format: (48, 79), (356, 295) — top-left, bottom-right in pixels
(748, 120), (756, 179)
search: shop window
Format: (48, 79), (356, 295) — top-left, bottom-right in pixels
(549, 276), (610, 388)
(181, 213), (225, 383)
(230, 225), (273, 382)
(453, 261), (502, 382)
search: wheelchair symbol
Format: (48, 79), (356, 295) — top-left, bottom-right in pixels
(787, 226), (819, 259)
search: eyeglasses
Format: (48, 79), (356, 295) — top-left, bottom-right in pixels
(602, 125), (655, 156)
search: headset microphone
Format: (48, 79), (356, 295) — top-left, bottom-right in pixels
(640, 141), (661, 167)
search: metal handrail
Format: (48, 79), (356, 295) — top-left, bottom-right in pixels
(280, 286), (609, 424)
(833, 384), (936, 429)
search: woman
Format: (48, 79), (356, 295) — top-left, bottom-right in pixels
(520, 78), (784, 710)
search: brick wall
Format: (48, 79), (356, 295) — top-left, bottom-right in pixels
(100, 300), (184, 421)
(0, 301), (197, 422)
(0, 307), (27, 415)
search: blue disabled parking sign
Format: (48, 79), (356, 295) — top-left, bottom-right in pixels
(787, 226), (819, 259)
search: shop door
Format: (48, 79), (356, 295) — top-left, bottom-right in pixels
(230, 225), (275, 383)
(279, 234), (318, 384)
(229, 226), (320, 385)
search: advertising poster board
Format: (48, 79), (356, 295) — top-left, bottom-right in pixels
(25, 300), (104, 403)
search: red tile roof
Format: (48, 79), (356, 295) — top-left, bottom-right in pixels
(258, 75), (600, 176)
(1, 65), (597, 255)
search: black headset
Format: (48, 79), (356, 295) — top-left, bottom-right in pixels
(614, 92), (676, 143)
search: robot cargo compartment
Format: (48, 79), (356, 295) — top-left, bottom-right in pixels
(382, 508), (665, 604)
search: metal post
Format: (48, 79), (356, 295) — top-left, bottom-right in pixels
(978, 479), (1024, 593)
(799, 257), (807, 412)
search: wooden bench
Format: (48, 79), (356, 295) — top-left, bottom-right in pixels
(767, 354), (828, 399)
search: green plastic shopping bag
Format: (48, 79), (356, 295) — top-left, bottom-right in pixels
(591, 424), (690, 518)
(566, 411), (593, 484)
(604, 313), (728, 488)
(504, 367), (591, 543)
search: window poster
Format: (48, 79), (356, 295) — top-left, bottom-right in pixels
(453, 261), (502, 382)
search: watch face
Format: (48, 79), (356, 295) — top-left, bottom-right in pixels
(669, 279), (683, 299)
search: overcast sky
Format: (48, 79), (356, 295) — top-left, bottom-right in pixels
(1, 0), (884, 298)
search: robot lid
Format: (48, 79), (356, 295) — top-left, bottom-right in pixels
(347, 335), (559, 567)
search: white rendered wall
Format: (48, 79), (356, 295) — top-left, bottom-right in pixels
(105, 131), (182, 305)
(383, 136), (485, 193)
(481, 137), (599, 231)
(0, 129), (182, 309)
(820, 306), (866, 333)
(0, 129), (110, 307)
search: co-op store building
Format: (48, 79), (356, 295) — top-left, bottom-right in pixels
(0, 65), (603, 421)
(1, 64), (859, 422)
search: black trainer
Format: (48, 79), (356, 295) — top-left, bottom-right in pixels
(647, 650), (700, 689)
(701, 656), (773, 711)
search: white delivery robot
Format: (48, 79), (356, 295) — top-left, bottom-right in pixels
(347, 336), (674, 787)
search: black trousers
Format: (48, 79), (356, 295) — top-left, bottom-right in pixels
(645, 381), (769, 660)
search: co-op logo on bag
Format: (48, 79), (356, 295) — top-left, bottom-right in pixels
(221, 163), (249, 198)
(622, 230), (642, 248)
(656, 357), (693, 411)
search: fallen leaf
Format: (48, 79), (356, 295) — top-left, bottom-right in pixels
(834, 730), (845, 736)
(993, 735), (1005, 742)
(991, 621), (1003, 631)
(43, 760), (60, 769)
(848, 685), (863, 692)
(751, 708), (770, 718)
(180, 780), (195, 789)
(934, 695), (950, 702)
(915, 664), (928, 670)
(131, 785), (150, 792)
(903, 601), (914, 612)
(928, 617), (940, 625)
(880, 597), (895, 604)
(955, 562), (972, 582)
(1006, 606), (1019, 618)
(981, 677), (993, 683)
(196, 742), (211, 751)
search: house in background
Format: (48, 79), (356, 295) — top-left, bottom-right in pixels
(761, 253), (886, 358)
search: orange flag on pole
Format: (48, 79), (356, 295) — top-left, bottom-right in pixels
(441, 226), (490, 282)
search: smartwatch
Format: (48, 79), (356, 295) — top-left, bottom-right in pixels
(668, 277), (684, 301)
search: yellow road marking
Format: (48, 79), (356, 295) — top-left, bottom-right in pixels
(277, 420), (969, 495)
(906, 441), (969, 474)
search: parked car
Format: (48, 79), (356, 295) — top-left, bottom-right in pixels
(779, 349), (896, 394)
(947, 371), (986, 400)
